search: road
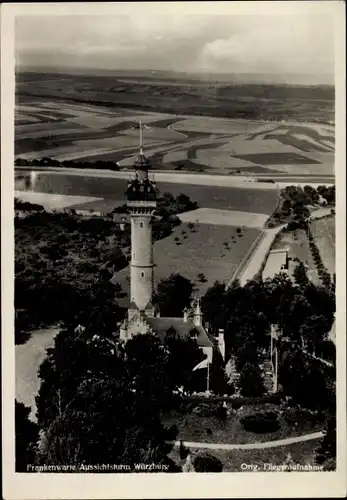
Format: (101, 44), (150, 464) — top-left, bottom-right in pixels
(170, 431), (324, 451)
(237, 225), (287, 286)
(16, 328), (59, 421)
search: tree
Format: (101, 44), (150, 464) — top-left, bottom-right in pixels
(125, 334), (173, 412)
(239, 362), (265, 397)
(197, 272), (207, 283)
(40, 243), (68, 264)
(15, 400), (39, 472)
(193, 452), (223, 472)
(235, 341), (259, 372)
(164, 328), (204, 394)
(300, 314), (330, 355)
(201, 281), (226, 332)
(315, 415), (336, 470)
(293, 261), (309, 288)
(281, 199), (292, 217)
(279, 348), (334, 410)
(153, 273), (194, 317)
(36, 330), (178, 468)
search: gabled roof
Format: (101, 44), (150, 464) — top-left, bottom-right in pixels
(128, 301), (139, 310)
(145, 317), (214, 349)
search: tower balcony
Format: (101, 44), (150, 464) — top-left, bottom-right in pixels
(127, 199), (157, 212)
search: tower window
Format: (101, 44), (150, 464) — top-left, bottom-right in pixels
(141, 272), (144, 277)
(140, 222), (144, 228)
(133, 252), (135, 259)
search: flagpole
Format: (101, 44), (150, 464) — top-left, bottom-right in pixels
(139, 120), (143, 154)
(274, 346), (278, 393)
(270, 327), (273, 361)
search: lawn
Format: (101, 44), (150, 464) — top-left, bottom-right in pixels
(113, 223), (261, 306)
(163, 403), (323, 446)
(310, 215), (335, 275)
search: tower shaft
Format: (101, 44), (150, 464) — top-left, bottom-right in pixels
(130, 209), (154, 311)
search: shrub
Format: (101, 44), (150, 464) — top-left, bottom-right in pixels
(193, 452), (223, 472)
(197, 273), (207, 283)
(241, 411), (280, 434)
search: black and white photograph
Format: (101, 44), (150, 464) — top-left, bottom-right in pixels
(1, 1), (346, 498)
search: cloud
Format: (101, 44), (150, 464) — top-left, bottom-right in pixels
(15, 13), (334, 79)
(200, 17), (334, 75)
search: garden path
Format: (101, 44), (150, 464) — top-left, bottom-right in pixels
(170, 431), (324, 451)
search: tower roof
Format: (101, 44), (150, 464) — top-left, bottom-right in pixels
(133, 152), (151, 171)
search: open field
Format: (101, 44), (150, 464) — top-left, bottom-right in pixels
(310, 215), (335, 275)
(15, 72), (335, 177)
(113, 223), (262, 306)
(15, 172), (279, 215)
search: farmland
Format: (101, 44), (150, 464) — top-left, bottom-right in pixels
(15, 71), (335, 177)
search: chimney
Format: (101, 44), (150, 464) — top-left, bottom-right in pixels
(218, 328), (225, 361)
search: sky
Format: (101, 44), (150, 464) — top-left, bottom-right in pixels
(15, 8), (335, 83)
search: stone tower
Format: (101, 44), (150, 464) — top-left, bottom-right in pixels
(125, 122), (157, 319)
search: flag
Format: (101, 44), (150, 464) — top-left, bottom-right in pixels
(192, 358), (209, 371)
